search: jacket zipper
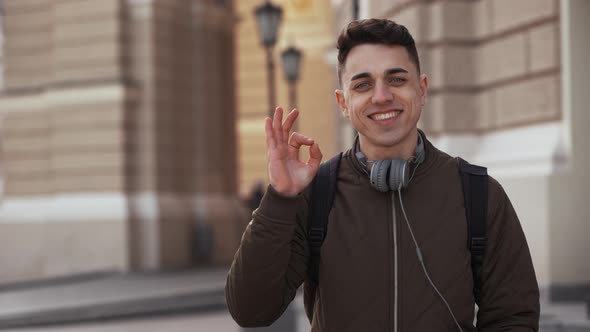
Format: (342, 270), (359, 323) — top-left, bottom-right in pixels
(391, 192), (399, 332)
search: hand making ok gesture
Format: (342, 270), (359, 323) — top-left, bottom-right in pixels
(265, 107), (323, 197)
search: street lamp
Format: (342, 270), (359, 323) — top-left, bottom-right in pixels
(280, 45), (303, 113)
(253, 1), (283, 118)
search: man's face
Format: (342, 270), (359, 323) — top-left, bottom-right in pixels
(336, 44), (428, 156)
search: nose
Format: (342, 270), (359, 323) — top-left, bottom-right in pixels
(371, 80), (393, 104)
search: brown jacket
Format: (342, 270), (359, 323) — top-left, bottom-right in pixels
(226, 135), (540, 331)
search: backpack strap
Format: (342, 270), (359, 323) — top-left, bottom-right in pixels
(456, 157), (488, 304)
(304, 152), (342, 321)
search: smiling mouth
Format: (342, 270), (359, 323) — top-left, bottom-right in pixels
(370, 110), (401, 121)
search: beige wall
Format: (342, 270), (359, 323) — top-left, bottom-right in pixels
(0, 8), (4, 92)
(1, 0), (126, 197)
(548, 0), (590, 286)
(0, 0), (130, 282)
(0, 220), (128, 283)
(236, 0), (338, 196)
(0, 0), (245, 282)
(364, 0), (561, 134)
(499, 0), (590, 292)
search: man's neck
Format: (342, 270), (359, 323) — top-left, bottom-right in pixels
(358, 130), (419, 162)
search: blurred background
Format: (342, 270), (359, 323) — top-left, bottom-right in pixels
(0, 0), (588, 331)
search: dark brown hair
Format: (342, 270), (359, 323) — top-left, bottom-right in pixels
(336, 19), (420, 84)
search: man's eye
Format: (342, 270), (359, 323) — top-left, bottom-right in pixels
(389, 77), (407, 84)
(354, 82), (370, 89)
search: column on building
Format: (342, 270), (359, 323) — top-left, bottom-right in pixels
(125, 0), (246, 270)
(0, 0), (130, 282)
(0, 1), (4, 92)
(547, 0), (590, 302)
(0, 0), (5, 194)
(0, 0), (246, 282)
(329, 0), (358, 154)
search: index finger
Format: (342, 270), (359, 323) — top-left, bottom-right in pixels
(272, 107), (284, 144)
(287, 132), (313, 160)
(264, 117), (276, 149)
(282, 109), (299, 141)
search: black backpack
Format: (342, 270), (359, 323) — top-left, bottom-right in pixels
(303, 154), (488, 321)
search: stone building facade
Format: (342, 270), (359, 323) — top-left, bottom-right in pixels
(0, 0), (246, 282)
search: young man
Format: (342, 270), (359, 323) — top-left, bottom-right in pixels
(226, 19), (539, 331)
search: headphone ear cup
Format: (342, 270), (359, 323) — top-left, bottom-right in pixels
(370, 159), (391, 192)
(389, 159), (409, 191)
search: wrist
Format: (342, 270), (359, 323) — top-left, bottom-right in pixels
(269, 184), (300, 198)
(255, 185), (304, 224)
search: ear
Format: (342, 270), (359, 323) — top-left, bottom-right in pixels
(335, 89), (349, 118)
(419, 74), (428, 106)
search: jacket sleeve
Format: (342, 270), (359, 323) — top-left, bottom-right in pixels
(225, 185), (309, 327)
(476, 177), (540, 331)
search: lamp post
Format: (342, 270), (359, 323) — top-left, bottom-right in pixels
(280, 45), (303, 117)
(352, 0), (359, 19)
(254, 1), (283, 118)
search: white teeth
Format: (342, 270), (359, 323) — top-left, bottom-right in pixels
(372, 111), (399, 121)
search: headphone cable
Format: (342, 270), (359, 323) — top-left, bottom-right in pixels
(397, 188), (464, 332)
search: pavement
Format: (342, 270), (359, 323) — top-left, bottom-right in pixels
(1, 267), (589, 331)
(0, 268), (229, 329)
(0, 312), (240, 332)
(540, 301), (590, 332)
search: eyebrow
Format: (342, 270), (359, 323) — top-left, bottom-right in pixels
(349, 67), (409, 82)
(385, 67), (409, 75)
(350, 72), (371, 82)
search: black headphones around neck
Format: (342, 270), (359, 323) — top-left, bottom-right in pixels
(355, 132), (425, 192)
